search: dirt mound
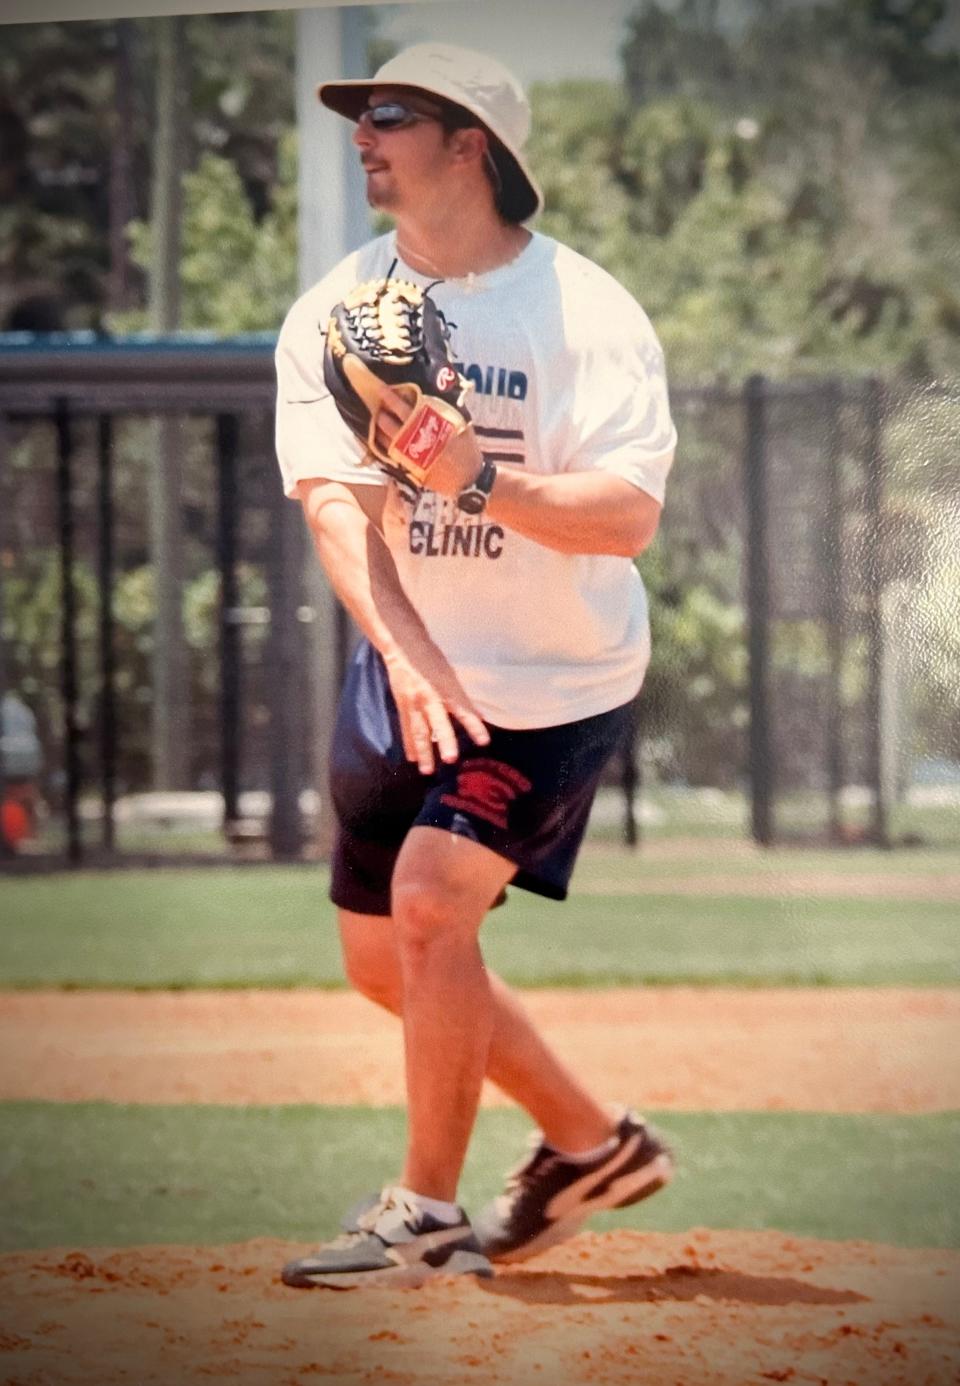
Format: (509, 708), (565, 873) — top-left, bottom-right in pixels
(1, 1229), (957, 1385)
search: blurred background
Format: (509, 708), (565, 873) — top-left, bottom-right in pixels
(1, 0), (958, 868)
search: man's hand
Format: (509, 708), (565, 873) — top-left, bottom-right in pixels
(383, 646), (490, 775)
(373, 386), (484, 499)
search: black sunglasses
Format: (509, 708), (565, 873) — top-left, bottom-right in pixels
(358, 103), (442, 132)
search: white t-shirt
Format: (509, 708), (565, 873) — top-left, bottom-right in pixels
(275, 231), (676, 729)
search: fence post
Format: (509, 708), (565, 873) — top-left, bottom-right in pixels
(823, 380), (845, 842)
(55, 398), (83, 866)
(96, 414), (117, 854)
(863, 377), (891, 848)
(619, 699), (641, 848)
(267, 426), (305, 860)
(0, 413), (9, 859)
(216, 413), (241, 830)
(744, 374), (773, 846)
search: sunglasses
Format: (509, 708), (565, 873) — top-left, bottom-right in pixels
(358, 103), (442, 132)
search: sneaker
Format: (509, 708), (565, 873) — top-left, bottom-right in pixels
(473, 1109), (674, 1264)
(280, 1187), (494, 1290)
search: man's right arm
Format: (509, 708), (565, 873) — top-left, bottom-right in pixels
(296, 478), (489, 773)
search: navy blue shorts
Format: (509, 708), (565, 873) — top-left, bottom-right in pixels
(329, 640), (633, 916)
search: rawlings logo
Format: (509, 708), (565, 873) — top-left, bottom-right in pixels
(407, 415), (442, 460)
(435, 365), (457, 392)
(395, 404), (456, 471)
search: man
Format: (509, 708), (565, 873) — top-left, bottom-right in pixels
(275, 42), (677, 1290)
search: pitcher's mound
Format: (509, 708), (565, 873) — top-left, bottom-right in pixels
(1, 1228), (958, 1385)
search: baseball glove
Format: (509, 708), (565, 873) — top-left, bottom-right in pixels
(323, 276), (473, 493)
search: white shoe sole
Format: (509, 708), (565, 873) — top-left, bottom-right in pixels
(492, 1151), (675, 1265)
(296, 1248), (493, 1290)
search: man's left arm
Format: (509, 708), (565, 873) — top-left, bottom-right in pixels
(475, 298), (676, 557)
(483, 466), (666, 557)
(370, 301), (675, 558)
(372, 390), (671, 558)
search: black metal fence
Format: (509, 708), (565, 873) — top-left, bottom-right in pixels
(1, 335), (957, 867)
(0, 336), (308, 866)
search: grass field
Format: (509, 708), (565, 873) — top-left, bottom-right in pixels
(2, 835), (957, 1266)
(3, 1103), (958, 1254)
(2, 851), (958, 987)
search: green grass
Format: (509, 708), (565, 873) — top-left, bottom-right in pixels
(589, 787), (960, 847)
(575, 838), (960, 884)
(2, 863), (958, 987)
(1, 1103), (956, 1253)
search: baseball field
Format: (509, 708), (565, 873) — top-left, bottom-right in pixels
(1, 836), (959, 1385)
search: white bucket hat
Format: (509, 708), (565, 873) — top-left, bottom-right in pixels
(317, 42), (543, 224)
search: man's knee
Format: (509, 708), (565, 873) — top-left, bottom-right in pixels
(390, 826), (514, 954)
(391, 876), (482, 953)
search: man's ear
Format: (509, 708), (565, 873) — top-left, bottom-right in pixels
(447, 126), (489, 169)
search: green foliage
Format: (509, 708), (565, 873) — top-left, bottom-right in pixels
(2, 547), (268, 794)
(522, 0), (960, 384)
(110, 132), (298, 334)
(0, 12), (295, 330)
(640, 539), (748, 785)
(525, 1), (960, 782)
(5, 2), (958, 795)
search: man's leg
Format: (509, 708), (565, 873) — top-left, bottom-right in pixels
(388, 826), (514, 1201)
(340, 906), (616, 1159)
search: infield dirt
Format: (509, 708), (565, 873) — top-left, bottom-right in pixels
(1, 986), (957, 1111)
(1, 984), (959, 1383)
(1, 1227), (958, 1385)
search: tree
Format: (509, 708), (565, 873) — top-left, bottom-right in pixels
(0, 11), (296, 331)
(0, 20), (129, 328)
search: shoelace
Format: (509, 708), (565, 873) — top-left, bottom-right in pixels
(497, 1133), (559, 1213)
(361, 1187), (421, 1235)
(320, 1187), (419, 1250)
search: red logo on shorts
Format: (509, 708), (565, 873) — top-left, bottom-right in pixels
(441, 759), (532, 830)
(435, 365), (457, 392)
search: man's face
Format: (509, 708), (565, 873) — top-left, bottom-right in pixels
(353, 87), (452, 213)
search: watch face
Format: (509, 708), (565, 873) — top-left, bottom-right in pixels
(457, 488), (486, 515)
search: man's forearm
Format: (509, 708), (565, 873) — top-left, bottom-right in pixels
(299, 482), (436, 668)
(484, 468), (664, 557)
(297, 478), (489, 769)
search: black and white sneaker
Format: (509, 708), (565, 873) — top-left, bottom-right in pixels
(280, 1187), (493, 1290)
(473, 1108), (674, 1264)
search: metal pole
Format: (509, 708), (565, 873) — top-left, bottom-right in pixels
(55, 399), (82, 866)
(96, 414), (117, 853)
(823, 380), (845, 843)
(744, 374), (773, 846)
(0, 412), (10, 860)
(863, 377), (890, 848)
(216, 413), (241, 830)
(296, 5), (369, 857)
(620, 699), (641, 848)
(267, 436), (306, 860)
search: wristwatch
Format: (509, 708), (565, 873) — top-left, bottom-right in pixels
(456, 458), (498, 515)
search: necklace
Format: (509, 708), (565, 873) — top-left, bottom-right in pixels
(395, 230), (530, 294)
(396, 240), (482, 295)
